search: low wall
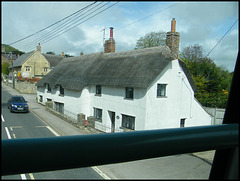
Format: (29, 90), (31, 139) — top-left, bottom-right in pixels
(15, 81), (37, 94)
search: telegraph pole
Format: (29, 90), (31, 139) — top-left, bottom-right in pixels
(100, 28), (106, 50)
(10, 52), (15, 89)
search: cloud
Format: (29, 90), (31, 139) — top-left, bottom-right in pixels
(1, 1), (238, 71)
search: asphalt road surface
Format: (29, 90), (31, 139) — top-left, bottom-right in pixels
(1, 88), (103, 180)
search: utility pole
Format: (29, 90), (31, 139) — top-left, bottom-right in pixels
(10, 52), (15, 89)
(100, 28), (106, 50)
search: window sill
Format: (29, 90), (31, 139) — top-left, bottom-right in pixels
(47, 91), (51, 93)
(120, 126), (134, 132)
(157, 96), (167, 98)
(95, 119), (102, 123)
(95, 94), (102, 97)
(124, 98), (134, 101)
(59, 94), (64, 97)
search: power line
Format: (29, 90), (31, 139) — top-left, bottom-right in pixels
(8, 1), (97, 46)
(116, 3), (178, 32)
(24, 2), (118, 52)
(23, 2), (106, 50)
(206, 19), (239, 57)
(64, 2), (178, 54)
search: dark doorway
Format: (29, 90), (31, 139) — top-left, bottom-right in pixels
(109, 111), (115, 133)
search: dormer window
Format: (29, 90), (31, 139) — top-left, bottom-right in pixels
(47, 84), (51, 93)
(125, 87), (134, 99)
(95, 85), (102, 96)
(59, 85), (64, 96)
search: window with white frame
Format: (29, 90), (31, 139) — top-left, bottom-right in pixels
(25, 66), (31, 72)
(44, 67), (48, 72)
(157, 84), (167, 97)
(59, 85), (64, 96)
(55, 102), (64, 114)
(180, 118), (186, 128)
(47, 83), (51, 92)
(125, 87), (134, 99)
(95, 85), (102, 96)
(93, 107), (102, 122)
(122, 114), (135, 130)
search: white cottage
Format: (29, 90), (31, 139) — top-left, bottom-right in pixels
(36, 19), (211, 133)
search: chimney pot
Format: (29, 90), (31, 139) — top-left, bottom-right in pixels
(171, 18), (176, 32)
(62, 52), (64, 57)
(110, 27), (114, 39)
(166, 18), (180, 59)
(104, 27), (115, 53)
(37, 43), (41, 52)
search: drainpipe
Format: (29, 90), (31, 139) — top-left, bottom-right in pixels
(182, 77), (193, 118)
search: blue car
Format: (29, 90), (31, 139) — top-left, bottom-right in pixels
(7, 96), (29, 113)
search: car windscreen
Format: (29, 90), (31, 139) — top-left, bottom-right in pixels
(12, 97), (26, 103)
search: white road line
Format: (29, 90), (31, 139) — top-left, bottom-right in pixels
(92, 166), (111, 180)
(5, 127), (11, 139)
(46, 126), (60, 136)
(1, 114), (5, 122)
(20, 174), (27, 180)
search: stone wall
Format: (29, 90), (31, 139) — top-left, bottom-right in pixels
(14, 80), (37, 94)
(45, 103), (98, 131)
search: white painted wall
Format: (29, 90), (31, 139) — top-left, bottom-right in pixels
(88, 85), (147, 132)
(37, 59), (211, 132)
(145, 59), (211, 130)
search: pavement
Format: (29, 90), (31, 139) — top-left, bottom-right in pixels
(2, 81), (216, 179)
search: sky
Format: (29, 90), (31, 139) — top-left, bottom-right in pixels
(1, 1), (239, 72)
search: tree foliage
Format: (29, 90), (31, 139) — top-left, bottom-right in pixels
(134, 31), (232, 108)
(180, 44), (232, 108)
(135, 31), (166, 50)
(46, 51), (55, 55)
(1, 44), (24, 55)
(2, 62), (10, 75)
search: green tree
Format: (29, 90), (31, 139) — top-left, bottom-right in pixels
(135, 31), (166, 50)
(46, 51), (55, 55)
(180, 44), (232, 108)
(1, 44), (24, 55)
(2, 62), (10, 75)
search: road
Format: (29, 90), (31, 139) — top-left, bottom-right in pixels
(2, 84), (213, 179)
(1, 88), (104, 180)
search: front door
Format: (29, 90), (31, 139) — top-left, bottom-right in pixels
(109, 111), (115, 133)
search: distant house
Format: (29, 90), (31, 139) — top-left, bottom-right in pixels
(9, 44), (63, 78)
(36, 19), (212, 132)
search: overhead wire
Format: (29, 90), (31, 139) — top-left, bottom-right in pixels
(8, 1), (97, 46)
(64, 2), (179, 54)
(23, 1), (106, 51)
(24, 1), (118, 52)
(206, 19), (239, 57)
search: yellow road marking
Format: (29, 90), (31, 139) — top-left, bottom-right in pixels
(10, 126), (23, 131)
(29, 173), (35, 180)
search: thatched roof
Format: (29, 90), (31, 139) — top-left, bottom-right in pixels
(42, 54), (64, 68)
(36, 46), (197, 92)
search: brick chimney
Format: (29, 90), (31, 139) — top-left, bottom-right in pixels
(37, 43), (41, 52)
(104, 27), (115, 53)
(166, 18), (180, 59)
(62, 52), (64, 58)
